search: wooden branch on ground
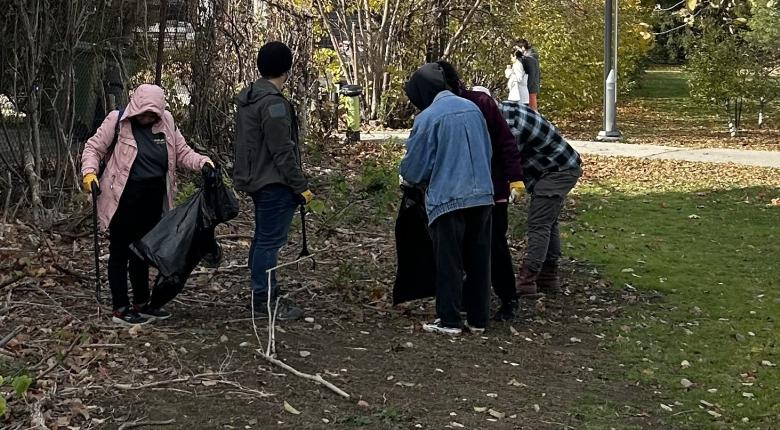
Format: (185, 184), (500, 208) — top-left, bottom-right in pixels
(114, 372), (240, 390)
(118, 419), (176, 430)
(52, 263), (90, 281)
(36, 336), (80, 380)
(0, 326), (23, 348)
(259, 352), (351, 399)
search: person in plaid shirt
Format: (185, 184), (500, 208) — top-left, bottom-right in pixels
(500, 101), (582, 296)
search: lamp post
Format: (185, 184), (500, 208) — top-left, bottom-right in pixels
(597, 0), (622, 141)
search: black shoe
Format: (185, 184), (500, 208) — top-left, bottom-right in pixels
(249, 297), (304, 321)
(493, 300), (518, 321)
(138, 304), (172, 320)
(112, 307), (151, 326)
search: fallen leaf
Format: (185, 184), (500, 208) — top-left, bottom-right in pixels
(570, 337), (582, 343)
(742, 392), (754, 399)
(474, 406), (488, 413)
(660, 403), (673, 412)
(357, 400), (369, 408)
(761, 360), (776, 367)
(681, 360), (691, 369)
(488, 409), (506, 419)
(509, 325), (519, 336)
(219, 334), (229, 343)
(486, 393), (498, 398)
(707, 410), (722, 418)
(450, 422), (465, 428)
(201, 380), (218, 386)
(688, 214), (700, 219)
(128, 325), (143, 337)
(283, 401), (301, 415)
(680, 378), (694, 388)
(533, 404), (540, 413)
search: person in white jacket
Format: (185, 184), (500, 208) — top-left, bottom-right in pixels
(505, 51), (529, 104)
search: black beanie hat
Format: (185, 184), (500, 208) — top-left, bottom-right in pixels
(257, 41), (293, 78)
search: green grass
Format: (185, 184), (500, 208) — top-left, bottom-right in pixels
(631, 69), (690, 99)
(565, 182), (780, 428)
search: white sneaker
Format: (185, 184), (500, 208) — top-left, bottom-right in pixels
(422, 319), (462, 335)
(465, 323), (486, 334)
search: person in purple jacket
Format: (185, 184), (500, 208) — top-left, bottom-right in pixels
(437, 61), (525, 321)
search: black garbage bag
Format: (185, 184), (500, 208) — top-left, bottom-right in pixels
(393, 186), (436, 305)
(132, 166), (239, 308)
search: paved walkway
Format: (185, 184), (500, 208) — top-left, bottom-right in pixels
(359, 131), (780, 169)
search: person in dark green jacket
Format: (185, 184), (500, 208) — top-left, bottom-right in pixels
(233, 41), (313, 321)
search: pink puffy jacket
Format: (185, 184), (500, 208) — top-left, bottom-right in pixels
(81, 84), (210, 231)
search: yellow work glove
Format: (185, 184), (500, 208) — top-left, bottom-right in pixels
(300, 190), (314, 205)
(509, 181), (525, 204)
(83, 173), (99, 194)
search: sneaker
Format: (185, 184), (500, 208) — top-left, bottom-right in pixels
(422, 319), (462, 335)
(138, 304), (172, 320)
(112, 307), (151, 326)
(464, 322), (486, 334)
(250, 297), (304, 321)
(493, 300), (518, 322)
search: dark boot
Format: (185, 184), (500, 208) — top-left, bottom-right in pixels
(493, 299), (518, 321)
(516, 263), (542, 297)
(537, 261), (561, 294)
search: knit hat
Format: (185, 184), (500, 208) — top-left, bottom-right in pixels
(405, 63), (447, 111)
(257, 42), (293, 78)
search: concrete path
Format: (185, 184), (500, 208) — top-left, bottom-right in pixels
(359, 131), (780, 169)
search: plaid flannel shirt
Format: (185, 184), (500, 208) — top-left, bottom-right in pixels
(499, 101), (581, 192)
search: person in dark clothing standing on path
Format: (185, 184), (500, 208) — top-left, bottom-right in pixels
(515, 39), (541, 111)
(233, 41), (314, 321)
(82, 84), (214, 326)
(400, 63), (494, 335)
(436, 61), (525, 321)
(500, 101), (582, 297)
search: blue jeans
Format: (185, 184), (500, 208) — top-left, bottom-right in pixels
(249, 184), (299, 301)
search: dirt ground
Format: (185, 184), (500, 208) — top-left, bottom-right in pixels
(0, 224), (668, 429)
(1, 144), (669, 430)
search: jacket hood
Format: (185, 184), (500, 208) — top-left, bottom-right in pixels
(236, 79), (281, 107)
(405, 63), (447, 111)
(124, 84), (166, 120)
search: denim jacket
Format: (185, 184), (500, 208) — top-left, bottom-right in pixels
(399, 91), (494, 224)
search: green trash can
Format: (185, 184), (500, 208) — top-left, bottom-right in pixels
(339, 84), (363, 142)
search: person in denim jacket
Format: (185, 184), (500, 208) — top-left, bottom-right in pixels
(399, 63), (494, 335)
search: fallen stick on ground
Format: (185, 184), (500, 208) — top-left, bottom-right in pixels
(114, 372), (239, 390)
(247, 256), (352, 400)
(118, 419), (176, 430)
(0, 326), (23, 348)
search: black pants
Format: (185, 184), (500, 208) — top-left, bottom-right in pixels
(430, 205), (492, 329)
(108, 178), (165, 310)
(491, 203), (516, 304)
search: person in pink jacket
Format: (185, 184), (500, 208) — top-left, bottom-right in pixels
(81, 84), (213, 326)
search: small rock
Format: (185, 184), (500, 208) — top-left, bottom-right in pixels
(450, 422), (464, 428)
(403, 342), (414, 348)
(299, 350), (311, 358)
(707, 389), (718, 394)
(681, 360), (691, 369)
(239, 342), (250, 348)
(680, 378), (694, 388)
(570, 337), (582, 343)
(533, 404), (540, 413)
(473, 406), (488, 412)
(761, 360), (776, 367)
(219, 334), (229, 343)
(486, 393), (498, 398)
(304, 317), (315, 323)
(322, 418), (330, 424)
(357, 400), (369, 408)
(742, 392), (754, 399)
(660, 404), (673, 412)
(707, 410), (722, 418)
